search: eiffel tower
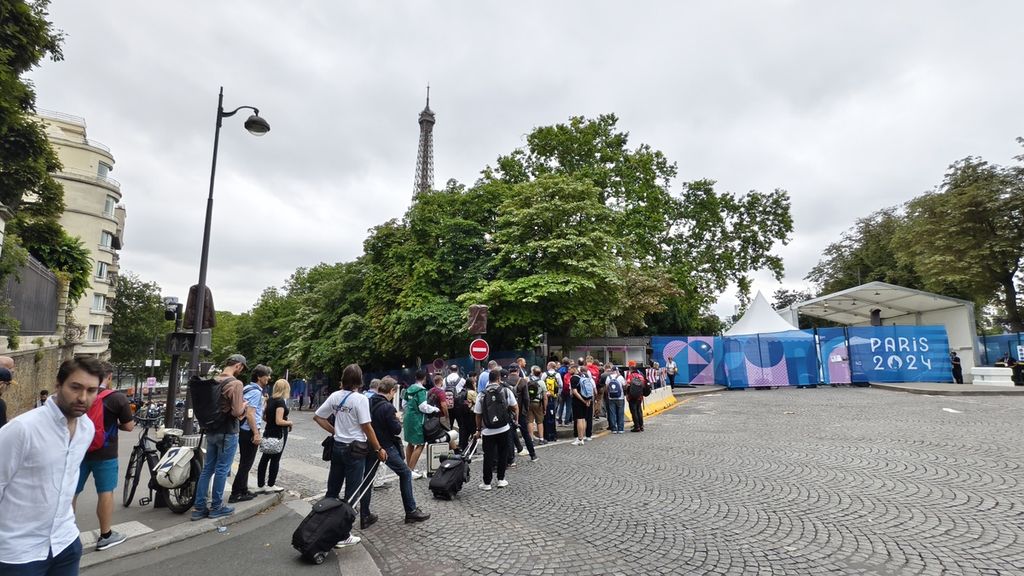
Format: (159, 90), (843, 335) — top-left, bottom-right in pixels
(413, 86), (435, 196)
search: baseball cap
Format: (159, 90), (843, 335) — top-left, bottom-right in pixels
(225, 354), (248, 369)
(0, 367), (11, 382)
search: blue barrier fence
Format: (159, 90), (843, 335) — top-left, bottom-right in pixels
(654, 325), (954, 388)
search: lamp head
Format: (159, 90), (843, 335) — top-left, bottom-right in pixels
(244, 114), (270, 136)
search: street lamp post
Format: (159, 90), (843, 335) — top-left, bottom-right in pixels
(182, 87), (269, 435)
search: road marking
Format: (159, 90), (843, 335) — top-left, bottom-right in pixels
(80, 520), (153, 548)
(942, 408), (963, 413)
(289, 434), (307, 440)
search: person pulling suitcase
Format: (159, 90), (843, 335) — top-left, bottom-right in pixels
(311, 364), (388, 547)
(292, 459), (381, 564)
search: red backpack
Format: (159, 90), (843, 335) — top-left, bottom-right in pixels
(87, 389), (115, 452)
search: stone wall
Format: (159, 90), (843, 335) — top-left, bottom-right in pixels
(3, 344), (72, 419)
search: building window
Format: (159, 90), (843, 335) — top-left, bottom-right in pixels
(92, 293), (106, 312)
(88, 325), (102, 342)
(98, 162), (111, 179)
(100, 231), (113, 248)
(95, 261), (108, 280)
(104, 195), (116, 216)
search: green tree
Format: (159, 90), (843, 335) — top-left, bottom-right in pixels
(488, 114), (679, 264)
(235, 284), (301, 377)
(209, 310), (240, 366)
(289, 261), (374, 374)
(806, 207), (922, 295)
(485, 115), (793, 329)
(110, 272), (168, 377)
(897, 154), (1024, 331)
(673, 179), (793, 309)
(24, 229), (91, 302)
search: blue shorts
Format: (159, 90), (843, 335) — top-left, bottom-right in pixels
(77, 458), (119, 494)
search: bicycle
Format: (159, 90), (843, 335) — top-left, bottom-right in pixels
(122, 404), (204, 514)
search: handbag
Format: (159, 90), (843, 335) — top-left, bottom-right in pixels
(350, 440), (369, 458)
(259, 437), (284, 455)
(320, 436), (334, 461)
(320, 391), (354, 461)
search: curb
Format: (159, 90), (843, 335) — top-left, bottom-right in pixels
(79, 491), (284, 569)
(671, 386), (727, 398)
(869, 382), (1024, 397)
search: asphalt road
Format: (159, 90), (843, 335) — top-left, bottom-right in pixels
(81, 388), (1024, 575)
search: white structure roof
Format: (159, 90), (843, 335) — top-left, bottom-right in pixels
(781, 281), (974, 325)
(725, 291), (799, 336)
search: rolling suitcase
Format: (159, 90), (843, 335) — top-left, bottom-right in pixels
(292, 459), (380, 564)
(543, 402), (558, 442)
(429, 437), (478, 500)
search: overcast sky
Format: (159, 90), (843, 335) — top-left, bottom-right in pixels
(28, 1), (1024, 319)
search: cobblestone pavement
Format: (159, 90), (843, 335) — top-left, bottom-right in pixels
(277, 389), (1024, 575)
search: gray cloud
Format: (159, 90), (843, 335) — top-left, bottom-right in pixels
(28, 1), (1024, 315)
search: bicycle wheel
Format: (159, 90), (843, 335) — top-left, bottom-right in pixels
(165, 459), (201, 514)
(122, 448), (144, 507)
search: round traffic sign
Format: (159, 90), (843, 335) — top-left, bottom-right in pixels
(469, 338), (490, 361)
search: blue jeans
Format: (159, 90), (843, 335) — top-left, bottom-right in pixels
(558, 395), (573, 422)
(326, 441), (365, 502)
(195, 431), (238, 511)
(362, 445), (416, 515)
(606, 399), (625, 432)
(0, 538), (81, 576)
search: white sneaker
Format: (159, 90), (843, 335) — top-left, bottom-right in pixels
(479, 483), (492, 491)
(584, 436), (593, 442)
(495, 479), (509, 488)
(517, 449), (528, 456)
(411, 470), (424, 480)
(334, 535), (361, 548)
(268, 485), (285, 493)
(571, 439), (584, 446)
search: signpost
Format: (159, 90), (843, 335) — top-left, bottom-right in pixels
(470, 338), (490, 361)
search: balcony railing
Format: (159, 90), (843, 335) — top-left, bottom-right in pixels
(54, 168), (120, 190)
(37, 108), (86, 126)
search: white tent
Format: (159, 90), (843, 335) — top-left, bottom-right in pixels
(725, 291), (799, 336)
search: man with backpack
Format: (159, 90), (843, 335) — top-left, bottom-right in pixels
(604, 366), (626, 434)
(192, 354), (248, 521)
(542, 362), (560, 441)
(571, 365), (595, 445)
(74, 361), (134, 551)
(501, 368), (525, 466)
(625, 366), (649, 432)
(229, 364), (269, 504)
(473, 368), (518, 491)
(557, 358), (573, 425)
(525, 366), (547, 445)
(513, 373), (538, 462)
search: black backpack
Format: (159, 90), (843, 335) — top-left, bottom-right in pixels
(627, 376), (645, 400)
(189, 375), (232, 432)
(481, 385), (510, 429)
(527, 378), (542, 402)
(455, 388), (469, 408)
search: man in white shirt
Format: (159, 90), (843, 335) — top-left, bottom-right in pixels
(0, 357), (105, 574)
(313, 364), (387, 548)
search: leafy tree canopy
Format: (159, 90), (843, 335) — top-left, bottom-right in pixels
(109, 272), (169, 377)
(806, 207), (923, 296)
(896, 153), (1024, 331)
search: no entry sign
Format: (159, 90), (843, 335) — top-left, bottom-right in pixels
(469, 338), (490, 361)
